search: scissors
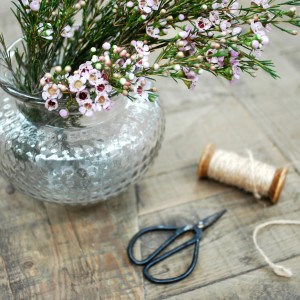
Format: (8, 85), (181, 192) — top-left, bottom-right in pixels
(127, 209), (226, 284)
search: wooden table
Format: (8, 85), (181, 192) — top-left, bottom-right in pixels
(1, 2), (300, 299)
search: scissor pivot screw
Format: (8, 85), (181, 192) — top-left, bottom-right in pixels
(198, 222), (204, 228)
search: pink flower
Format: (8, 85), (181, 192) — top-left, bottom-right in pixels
(138, 0), (161, 13)
(29, 0), (40, 11)
(231, 64), (241, 83)
(179, 28), (190, 39)
(261, 35), (269, 45)
(183, 67), (199, 90)
(206, 49), (224, 66)
(232, 27), (242, 35)
(132, 77), (152, 101)
(230, 51), (241, 83)
(252, 0), (270, 9)
(40, 75), (52, 86)
(253, 49), (263, 57)
(61, 25), (74, 38)
(220, 20), (232, 34)
(146, 26), (160, 38)
(196, 17), (212, 32)
(103, 100), (115, 111)
(42, 84), (62, 100)
(138, 0), (152, 13)
(230, 1), (240, 15)
(79, 62), (101, 85)
(209, 11), (220, 25)
(95, 78), (112, 94)
(122, 58), (136, 73)
(79, 61), (94, 77)
(131, 40), (150, 56)
(94, 93), (110, 111)
(212, 3), (221, 9)
(88, 70), (102, 86)
(251, 21), (266, 36)
(177, 29), (197, 55)
(149, 0), (161, 10)
(135, 54), (150, 69)
(231, 50), (239, 58)
(266, 24), (272, 33)
(76, 90), (91, 105)
(68, 74), (87, 93)
(45, 99), (58, 111)
(79, 100), (94, 117)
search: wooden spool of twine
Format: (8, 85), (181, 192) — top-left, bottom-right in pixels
(198, 144), (288, 204)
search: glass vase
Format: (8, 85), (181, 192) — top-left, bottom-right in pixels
(0, 40), (165, 205)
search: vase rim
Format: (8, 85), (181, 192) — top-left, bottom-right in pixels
(0, 38), (44, 104)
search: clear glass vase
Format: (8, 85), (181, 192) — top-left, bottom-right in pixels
(0, 40), (165, 205)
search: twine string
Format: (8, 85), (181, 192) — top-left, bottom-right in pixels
(253, 220), (300, 278)
(207, 149), (276, 199)
(247, 150), (261, 199)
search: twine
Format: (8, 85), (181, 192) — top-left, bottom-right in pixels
(207, 149), (276, 199)
(253, 220), (300, 278)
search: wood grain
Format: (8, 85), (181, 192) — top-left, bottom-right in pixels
(0, 178), (144, 299)
(1, 0), (300, 299)
(138, 175), (300, 299)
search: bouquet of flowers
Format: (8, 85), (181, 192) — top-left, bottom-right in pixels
(0, 0), (299, 118)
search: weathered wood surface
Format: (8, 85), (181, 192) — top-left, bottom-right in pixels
(1, 1), (300, 299)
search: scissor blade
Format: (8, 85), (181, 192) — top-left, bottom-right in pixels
(200, 209), (227, 230)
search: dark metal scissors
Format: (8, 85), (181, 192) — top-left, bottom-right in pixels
(127, 209), (226, 284)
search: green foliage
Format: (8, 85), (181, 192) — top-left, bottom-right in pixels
(0, 0), (299, 98)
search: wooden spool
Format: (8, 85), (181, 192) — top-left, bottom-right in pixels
(198, 144), (288, 204)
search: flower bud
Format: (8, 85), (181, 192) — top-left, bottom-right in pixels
(55, 66), (62, 73)
(64, 66), (72, 73)
(40, 78), (46, 86)
(127, 1), (134, 8)
(153, 63), (160, 70)
(177, 51), (184, 58)
(252, 40), (259, 49)
(102, 42), (111, 50)
(174, 64), (181, 71)
(120, 78), (127, 85)
(59, 109), (69, 118)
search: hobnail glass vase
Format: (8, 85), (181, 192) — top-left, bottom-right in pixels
(0, 40), (165, 205)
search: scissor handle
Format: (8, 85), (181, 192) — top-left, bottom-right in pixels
(143, 235), (201, 284)
(127, 225), (178, 265)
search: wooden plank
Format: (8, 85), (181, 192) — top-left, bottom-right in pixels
(137, 172), (300, 299)
(166, 255), (300, 300)
(1, 1), (300, 299)
(138, 96), (289, 215)
(220, 29), (300, 172)
(0, 178), (144, 299)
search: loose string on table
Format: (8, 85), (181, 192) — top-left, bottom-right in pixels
(253, 220), (300, 278)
